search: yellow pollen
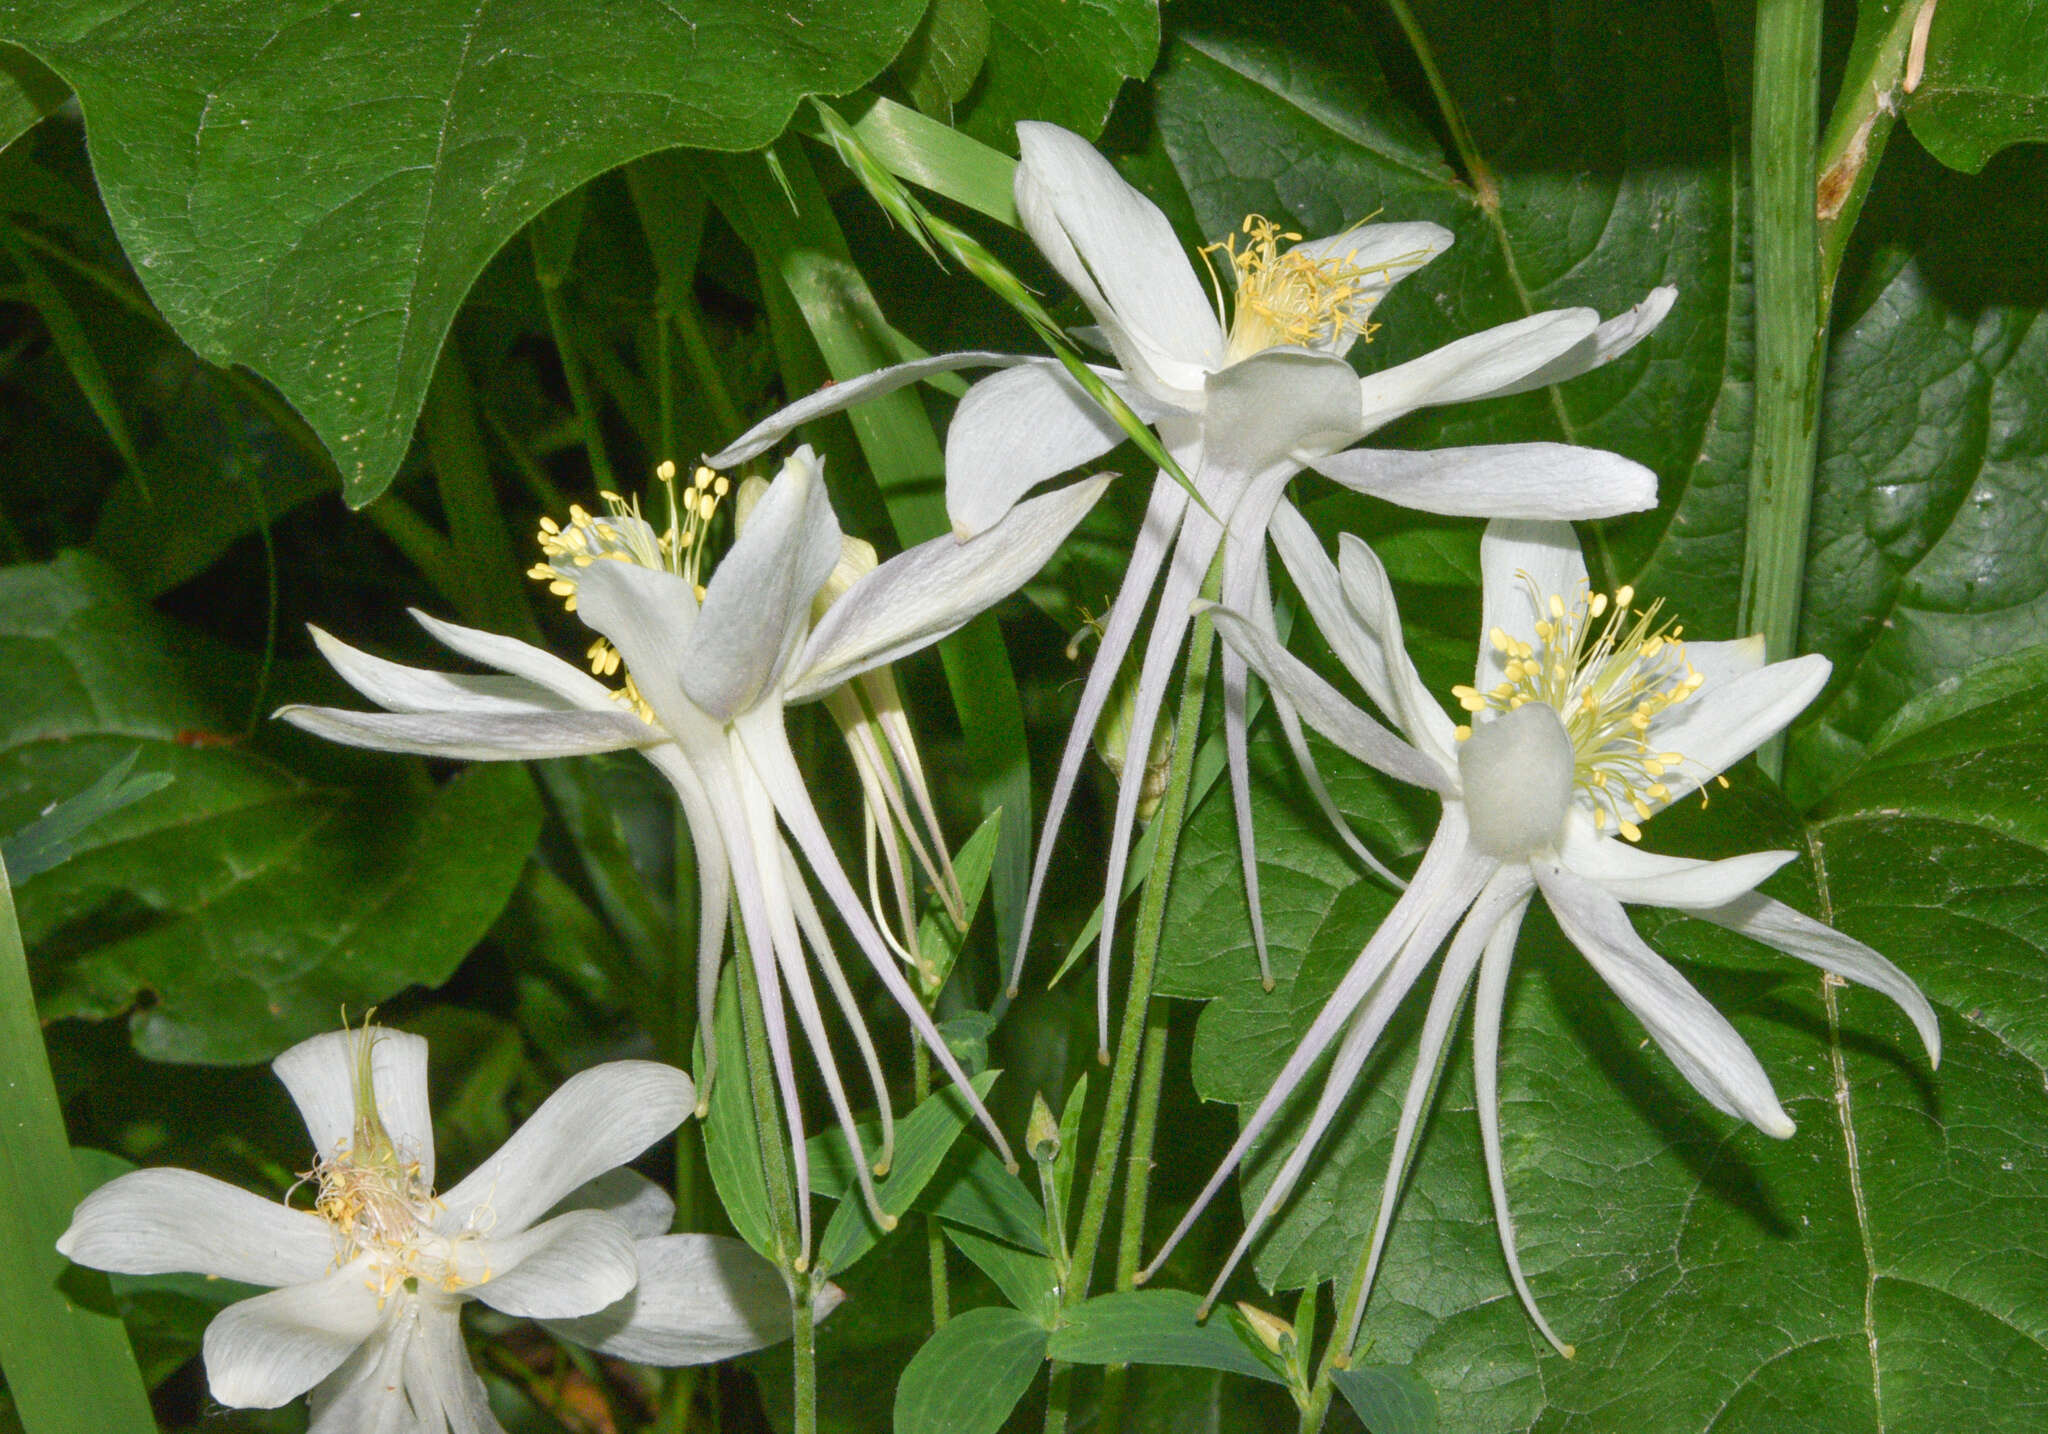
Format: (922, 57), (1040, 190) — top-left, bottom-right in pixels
(1447, 576), (1704, 838)
(1201, 214), (1408, 361)
(529, 461), (733, 726)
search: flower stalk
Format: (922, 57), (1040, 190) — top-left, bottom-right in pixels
(1738, 0), (1829, 779)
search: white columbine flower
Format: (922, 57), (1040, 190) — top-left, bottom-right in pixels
(703, 121), (1674, 1045)
(1141, 517), (1940, 1355)
(281, 448), (1104, 1252)
(56, 1024), (814, 1428)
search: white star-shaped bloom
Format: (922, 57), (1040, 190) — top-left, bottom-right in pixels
(1143, 516), (1939, 1355)
(704, 122), (1674, 1044)
(57, 1025), (817, 1429)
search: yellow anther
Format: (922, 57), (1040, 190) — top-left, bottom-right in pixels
(1619, 820), (1642, 842)
(1614, 585), (1635, 609)
(656, 459), (677, 481)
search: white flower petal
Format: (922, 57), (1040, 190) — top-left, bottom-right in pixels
(437, 1061), (694, 1236)
(1335, 532), (1463, 768)
(1200, 349), (1363, 487)
(1204, 604), (1452, 793)
(1693, 893), (1940, 1065)
(1684, 635), (1768, 688)
(411, 1304), (500, 1434)
(549, 1168), (676, 1239)
(946, 361), (1179, 537)
(543, 1233), (836, 1365)
(1355, 309), (1599, 431)
(1537, 865), (1795, 1137)
(1480, 285), (1677, 398)
(273, 1027), (437, 1186)
(202, 1264), (384, 1408)
(1470, 894), (1573, 1356)
(1015, 121), (1224, 395)
(570, 560), (715, 740)
(275, 706), (660, 760)
(703, 352), (1026, 470)
(59, 1168), (334, 1288)
(1650, 654), (1830, 805)
(466, 1210), (640, 1320)
(1311, 443), (1657, 520)
(685, 448), (842, 719)
(788, 474), (1114, 700)
(1008, 476), (1187, 996)
(309, 628), (575, 716)
(304, 1319), (413, 1434)
(411, 610), (619, 710)
(1476, 519), (1588, 687)
(1559, 812), (1796, 907)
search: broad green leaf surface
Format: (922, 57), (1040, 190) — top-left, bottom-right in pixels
(955, 0), (1160, 148)
(895, 0), (992, 119)
(0, 0), (928, 505)
(1784, 144), (2048, 803)
(1158, 656), (2048, 1428)
(1905, 0), (2048, 172)
(945, 1225), (1058, 1327)
(0, 42), (64, 153)
(1044, 1289), (1283, 1384)
(700, 962), (776, 1259)
(892, 1304), (1049, 1434)
(0, 553), (540, 1062)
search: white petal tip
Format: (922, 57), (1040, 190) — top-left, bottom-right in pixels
(1558, 1343), (1578, 1360)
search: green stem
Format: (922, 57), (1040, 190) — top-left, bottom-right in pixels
(0, 854), (157, 1434)
(729, 912), (815, 1433)
(1738, 0), (1829, 781)
(1817, 0), (1932, 295)
(671, 293), (747, 446)
(1045, 560), (1222, 1434)
(529, 228), (619, 495)
(912, 1038), (951, 1328)
(1095, 995), (1172, 1434)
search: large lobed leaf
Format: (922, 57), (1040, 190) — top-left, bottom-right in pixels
(0, 552), (539, 1062)
(0, 0), (929, 506)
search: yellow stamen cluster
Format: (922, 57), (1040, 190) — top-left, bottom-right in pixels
(526, 461), (732, 725)
(302, 1023), (488, 1302)
(1450, 580), (1705, 842)
(1202, 215), (1393, 361)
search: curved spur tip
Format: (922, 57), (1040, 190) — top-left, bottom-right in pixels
(1261, 974), (1277, 993)
(1096, 1046), (1111, 1067)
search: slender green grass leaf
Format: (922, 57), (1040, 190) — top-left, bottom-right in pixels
(810, 94), (1020, 224)
(1, 749), (169, 883)
(1, 224), (145, 489)
(0, 854), (155, 1434)
(893, 1305), (1049, 1434)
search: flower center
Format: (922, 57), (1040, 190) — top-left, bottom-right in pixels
(1450, 580), (1704, 842)
(1203, 215), (1390, 362)
(528, 460), (730, 723)
(303, 1027), (489, 1301)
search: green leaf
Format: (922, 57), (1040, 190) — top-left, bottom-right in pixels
(1331, 1365), (1437, 1434)
(955, 0), (1161, 147)
(1045, 1289), (1285, 1384)
(1783, 142), (2048, 803)
(1, 224), (145, 483)
(0, 0), (930, 505)
(813, 1069), (1004, 1275)
(0, 42), (61, 153)
(893, 1305), (1048, 1434)
(945, 1225), (1058, 1327)
(1, 553), (540, 1062)
(895, 0), (992, 118)
(917, 808), (1002, 1001)
(1905, 0), (2048, 172)
(700, 962), (776, 1260)
(822, 94), (1019, 225)
(2, 749), (169, 883)
(0, 858), (155, 1433)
